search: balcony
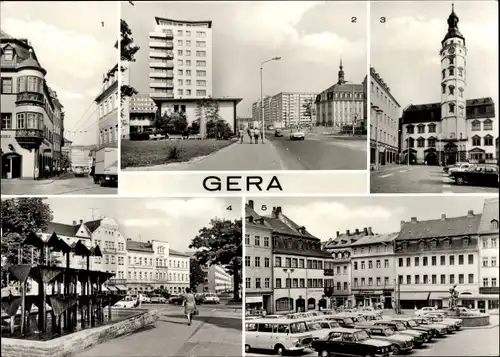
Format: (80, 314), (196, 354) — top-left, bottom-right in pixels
(150, 81), (174, 88)
(107, 279), (127, 286)
(149, 60), (173, 69)
(479, 287), (499, 294)
(149, 30), (173, 39)
(15, 129), (44, 150)
(149, 51), (173, 60)
(149, 71), (174, 79)
(103, 247), (117, 254)
(324, 269), (334, 276)
(16, 92), (45, 106)
(150, 92), (174, 99)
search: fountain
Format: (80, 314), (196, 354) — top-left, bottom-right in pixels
(447, 284), (490, 327)
(1, 232), (158, 357)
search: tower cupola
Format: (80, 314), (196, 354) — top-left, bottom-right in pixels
(442, 3), (465, 46)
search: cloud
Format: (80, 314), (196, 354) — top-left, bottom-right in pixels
(144, 198), (233, 219)
(2, 18), (116, 80)
(121, 218), (169, 228)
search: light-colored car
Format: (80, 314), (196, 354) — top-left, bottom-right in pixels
(290, 130), (305, 140)
(415, 306), (438, 316)
(448, 163), (473, 175)
(149, 133), (166, 140)
(423, 311), (462, 330)
(150, 294), (167, 304)
(204, 292), (220, 304)
(142, 295), (152, 303)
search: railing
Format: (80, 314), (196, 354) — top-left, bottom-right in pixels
(107, 279), (127, 285)
(324, 269), (334, 276)
(15, 129), (44, 138)
(16, 92), (45, 104)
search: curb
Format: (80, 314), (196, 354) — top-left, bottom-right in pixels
(462, 323), (499, 330)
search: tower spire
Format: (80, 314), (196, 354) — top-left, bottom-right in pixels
(337, 57), (345, 85)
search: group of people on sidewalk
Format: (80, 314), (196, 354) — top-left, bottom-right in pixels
(238, 127), (264, 144)
(34, 165), (67, 180)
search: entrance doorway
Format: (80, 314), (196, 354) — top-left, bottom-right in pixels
(425, 152), (438, 165)
(2, 153), (22, 179)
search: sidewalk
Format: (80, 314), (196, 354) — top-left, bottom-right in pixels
(133, 139), (287, 171)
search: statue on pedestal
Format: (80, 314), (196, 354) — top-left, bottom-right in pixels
(448, 284), (460, 314)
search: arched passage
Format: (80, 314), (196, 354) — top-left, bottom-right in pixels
(2, 153), (22, 179)
(425, 152), (438, 165)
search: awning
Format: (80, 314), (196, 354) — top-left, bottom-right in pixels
(106, 286), (118, 291)
(115, 285), (127, 291)
(246, 296), (263, 303)
(429, 292), (449, 300)
(399, 292), (430, 300)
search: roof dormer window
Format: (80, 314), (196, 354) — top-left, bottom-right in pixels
(3, 48), (14, 61)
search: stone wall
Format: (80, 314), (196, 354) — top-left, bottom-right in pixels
(461, 314), (490, 327)
(1, 309), (158, 357)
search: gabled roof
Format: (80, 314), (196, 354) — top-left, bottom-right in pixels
(126, 240), (154, 253)
(43, 219), (103, 237)
(397, 214), (482, 240)
(351, 232), (399, 246)
(478, 198), (500, 234)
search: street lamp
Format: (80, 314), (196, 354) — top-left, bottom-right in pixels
(260, 57), (281, 143)
(283, 268), (294, 313)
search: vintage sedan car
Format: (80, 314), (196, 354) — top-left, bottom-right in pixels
(423, 315), (456, 333)
(290, 130), (305, 140)
(318, 320), (342, 330)
(450, 164), (499, 187)
(149, 294), (166, 304)
(390, 317), (436, 341)
(373, 321), (427, 347)
(311, 328), (393, 357)
(423, 312), (462, 330)
(361, 325), (414, 355)
(324, 314), (356, 328)
(274, 129), (283, 137)
(411, 316), (450, 336)
(204, 292), (220, 304)
(448, 163), (473, 175)
(168, 294), (184, 304)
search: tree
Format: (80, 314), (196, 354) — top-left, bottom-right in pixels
(190, 258), (206, 292)
(195, 98), (234, 139)
(116, 18), (140, 128)
(302, 99), (312, 125)
(154, 110), (188, 135)
(1, 198), (53, 287)
(189, 218), (242, 300)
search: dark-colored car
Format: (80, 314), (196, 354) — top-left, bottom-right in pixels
(373, 321), (427, 347)
(359, 325), (414, 355)
(168, 294), (184, 305)
(195, 293), (205, 304)
(274, 129), (283, 137)
(311, 328), (393, 357)
(325, 315), (355, 328)
(390, 317), (436, 341)
(450, 164), (499, 187)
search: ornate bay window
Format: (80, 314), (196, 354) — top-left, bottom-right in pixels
(16, 76), (45, 106)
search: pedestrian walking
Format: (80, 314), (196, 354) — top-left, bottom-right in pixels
(138, 292), (143, 308)
(182, 287), (197, 326)
(239, 128), (244, 143)
(253, 127), (260, 144)
(247, 127), (252, 143)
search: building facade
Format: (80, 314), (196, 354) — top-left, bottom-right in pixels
(149, 17), (213, 101)
(350, 232), (399, 309)
(95, 65), (119, 152)
(128, 93), (157, 135)
(400, 6), (497, 166)
(207, 264), (233, 294)
(315, 61), (366, 131)
(323, 228), (372, 308)
(394, 211), (482, 310)
(125, 239), (156, 293)
(168, 250), (190, 294)
(478, 198), (499, 313)
(370, 67), (401, 165)
(1, 31), (65, 179)
(245, 200), (274, 313)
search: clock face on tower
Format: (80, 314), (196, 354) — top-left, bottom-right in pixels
(449, 47), (456, 54)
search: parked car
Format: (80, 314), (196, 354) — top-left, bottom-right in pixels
(149, 133), (167, 140)
(415, 306), (438, 316)
(245, 318), (314, 355)
(195, 293), (206, 304)
(422, 315), (456, 333)
(318, 320), (342, 330)
(360, 325), (414, 355)
(423, 312), (462, 330)
(142, 295), (152, 303)
(411, 316), (450, 336)
(274, 129), (283, 137)
(390, 317), (437, 341)
(290, 130), (305, 140)
(373, 321), (427, 347)
(311, 328), (393, 357)
(324, 314), (356, 328)
(150, 294), (166, 304)
(448, 162), (473, 175)
(444, 162), (469, 174)
(450, 164), (499, 187)
(169, 294), (184, 305)
(204, 292), (220, 304)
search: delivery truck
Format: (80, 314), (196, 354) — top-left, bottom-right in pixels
(93, 146), (118, 186)
(71, 148), (91, 177)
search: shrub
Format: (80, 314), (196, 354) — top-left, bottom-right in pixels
(167, 145), (183, 160)
(130, 132), (150, 141)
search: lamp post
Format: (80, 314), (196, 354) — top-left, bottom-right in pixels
(283, 268), (294, 313)
(260, 57), (281, 143)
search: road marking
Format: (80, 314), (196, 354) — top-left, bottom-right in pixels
(443, 190), (453, 193)
(398, 170), (408, 173)
(443, 184), (452, 188)
(379, 174), (393, 178)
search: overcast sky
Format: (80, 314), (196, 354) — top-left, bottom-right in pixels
(45, 197), (241, 252)
(1, 1), (119, 146)
(370, 1), (498, 114)
(247, 196), (494, 242)
(122, 1), (367, 117)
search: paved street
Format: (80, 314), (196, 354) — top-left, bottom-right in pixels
(246, 317), (499, 357)
(1, 173), (117, 195)
(371, 165), (499, 193)
(76, 304), (242, 357)
(266, 131), (367, 170)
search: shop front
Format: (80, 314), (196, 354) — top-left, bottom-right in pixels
(246, 295), (264, 316)
(353, 290), (384, 308)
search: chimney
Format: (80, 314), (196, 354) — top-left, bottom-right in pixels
(276, 207), (282, 215)
(248, 200), (254, 209)
(364, 227), (368, 234)
(336, 231), (340, 237)
(79, 219), (83, 224)
(400, 220), (405, 229)
(346, 230), (350, 236)
(127, 238), (131, 241)
(355, 228), (360, 234)
(368, 227), (373, 235)
(441, 214), (446, 220)
(72, 220), (77, 225)
(298, 226), (306, 234)
(411, 217), (417, 223)
(467, 210), (474, 217)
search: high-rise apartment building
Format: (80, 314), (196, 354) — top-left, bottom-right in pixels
(128, 93), (157, 134)
(149, 17), (213, 101)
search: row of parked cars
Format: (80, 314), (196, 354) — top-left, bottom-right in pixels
(130, 292), (221, 305)
(245, 307), (462, 356)
(444, 162), (499, 187)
